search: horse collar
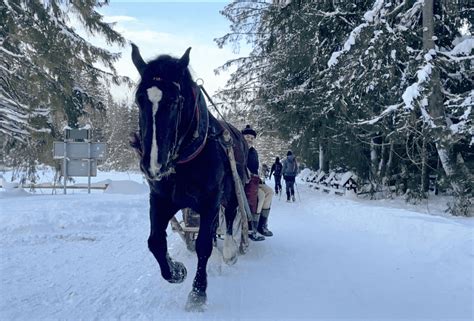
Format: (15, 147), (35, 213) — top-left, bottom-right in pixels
(175, 84), (209, 164)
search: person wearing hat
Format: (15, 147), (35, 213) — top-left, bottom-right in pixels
(282, 150), (298, 202)
(241, 125), (274, 241)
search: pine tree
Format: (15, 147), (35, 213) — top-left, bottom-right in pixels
(218, 0), (473, 215)
(1, 0), (128, 179)
(103, 99), (139, 171)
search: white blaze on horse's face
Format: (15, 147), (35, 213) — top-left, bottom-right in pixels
(147, 86), (163, 177)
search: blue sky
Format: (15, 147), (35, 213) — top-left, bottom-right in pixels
(102, 2), (230, 39)
(95, 1), (246, 100)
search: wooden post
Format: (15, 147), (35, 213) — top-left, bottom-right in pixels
(222, 130), (250, 252)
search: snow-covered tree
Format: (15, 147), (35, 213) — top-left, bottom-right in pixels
(1, 0), (127, 138)
(102, 98), (139, 171)
(218, 0), (473, 215)
(328, 0), (473, 212)
(1, 0), (127, 179)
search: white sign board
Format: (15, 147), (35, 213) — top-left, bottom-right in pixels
(61, 159), (97, 177)
(53, 142), (106, 159)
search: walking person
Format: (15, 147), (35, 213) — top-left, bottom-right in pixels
(269, 157), (283, 195)
(282, 150), (298, 202)
(241, 125), (274, 240)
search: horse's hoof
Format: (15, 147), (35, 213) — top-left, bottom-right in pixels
(223, 235), (238, 266)
(223, 254), (238, 265)
(167, 261), (187, 284)
(185, 290), (207, 312)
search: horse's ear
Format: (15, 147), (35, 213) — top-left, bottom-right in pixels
(131, 43), (146, 76)
(179, 47), (191, 68)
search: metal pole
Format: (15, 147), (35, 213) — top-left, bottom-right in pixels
(63, 138), (67, 195)
(295, 181), (301, 202)
(87, 141), (91, 194)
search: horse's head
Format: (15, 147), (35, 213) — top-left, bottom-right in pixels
(132, 43), (194, 181)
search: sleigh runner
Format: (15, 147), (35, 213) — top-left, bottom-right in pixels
(171, 205), (248, 255)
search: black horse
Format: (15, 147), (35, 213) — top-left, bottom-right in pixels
(130, 43), (248, 311)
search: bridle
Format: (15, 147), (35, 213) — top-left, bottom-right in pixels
(175, 84), (207, 164)
(144, 77), (207, 174)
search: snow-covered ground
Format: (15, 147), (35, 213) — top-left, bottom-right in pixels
(0, 169), (472, 321)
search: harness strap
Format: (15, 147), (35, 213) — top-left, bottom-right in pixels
(176, 85), (208, 164)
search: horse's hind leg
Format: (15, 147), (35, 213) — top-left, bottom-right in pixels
(185, 205), (219, 311)
(148, 194), (186, 283)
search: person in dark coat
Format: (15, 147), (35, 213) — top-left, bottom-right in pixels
(282, 150), (298, 202)
(269, 157), (283, 195)
(242, 125), (274, 241)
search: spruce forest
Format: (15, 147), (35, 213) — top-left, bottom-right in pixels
(216, 0), (473, 215)
(1, 0), (472, 215)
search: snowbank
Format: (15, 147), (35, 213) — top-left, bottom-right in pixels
(104, 180), (149, 195)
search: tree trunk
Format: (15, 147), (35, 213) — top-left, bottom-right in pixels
(385, 139), (394, 179)
(319, 123), (329, 172)
(423, 0), (455, 189)
(422, 0), (435, 51)
(319, 142), (325, 171)
(421, 135), (428, 194)
(370, 137), (379, 181)
(423, 0), (470, 215)
(378, 138), (386, 178)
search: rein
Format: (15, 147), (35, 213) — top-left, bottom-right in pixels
(197, 82), (235, 135)
(174, 81), (236, 164)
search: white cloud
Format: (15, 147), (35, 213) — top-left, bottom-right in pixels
(69, 8), (246, 105)
(103, 15), (137, 23)
(108, 16), (244, 103)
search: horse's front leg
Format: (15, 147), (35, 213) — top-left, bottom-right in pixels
(148, 194), (186, 283)
(185, 203), (219, 311)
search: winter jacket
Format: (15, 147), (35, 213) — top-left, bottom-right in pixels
(270, 162), (283, 177)
(247, 147), (259, 176)
(282, 155), (298, 177)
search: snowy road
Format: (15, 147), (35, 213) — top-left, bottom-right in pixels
(0, 180), (472, 320)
